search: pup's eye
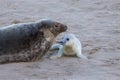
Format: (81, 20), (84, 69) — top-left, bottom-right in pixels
(66, 38), (69, 41)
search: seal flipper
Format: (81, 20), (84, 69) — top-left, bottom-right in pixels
(50, 44), (64, 59)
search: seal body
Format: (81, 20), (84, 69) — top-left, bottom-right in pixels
(0, 20), (67, 63)
(50, 33), (87, 59)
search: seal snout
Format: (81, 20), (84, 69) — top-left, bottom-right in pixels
(62, 25), (67, 32)
(57, 41), (64, 45)
(58, 23), (67, 33)
(57, 37), (69, 45)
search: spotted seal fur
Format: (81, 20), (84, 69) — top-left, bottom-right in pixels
(0, 20), (67, 63)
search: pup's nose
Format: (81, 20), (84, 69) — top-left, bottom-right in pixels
(57, 41), (65, 45)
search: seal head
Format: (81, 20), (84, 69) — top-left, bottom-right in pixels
(40, 20), (67, 37)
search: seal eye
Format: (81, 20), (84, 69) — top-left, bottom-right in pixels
(54, 25), (58, 28)
(66, 38), (69, 41)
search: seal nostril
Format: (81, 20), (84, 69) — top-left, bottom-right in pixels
(58, 41), (64, 45)
(58, 41), (63, 43)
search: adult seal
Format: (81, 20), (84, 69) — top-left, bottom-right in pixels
(0, 20), (67, 64)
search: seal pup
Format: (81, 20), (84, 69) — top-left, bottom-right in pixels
(0, 20), (67, 64)
(50, 33), (87, 59)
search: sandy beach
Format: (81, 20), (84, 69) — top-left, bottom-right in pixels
(0, 0), (120, 80)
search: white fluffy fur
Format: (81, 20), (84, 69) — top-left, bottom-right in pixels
(50, 33), (87, 59)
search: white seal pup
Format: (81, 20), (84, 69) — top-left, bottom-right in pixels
(50, 33), (87, 59)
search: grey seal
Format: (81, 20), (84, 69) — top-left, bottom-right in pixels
(0, 20), (67, 64)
